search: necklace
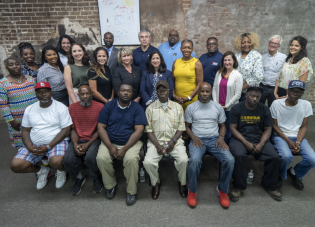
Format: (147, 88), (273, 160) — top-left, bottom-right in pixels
(10, 75), (23, 83)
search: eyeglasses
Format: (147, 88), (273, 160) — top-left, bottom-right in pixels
(269, 42), (280, 46)
(207, 43), (218, 47)
(288, 89), (304, 95)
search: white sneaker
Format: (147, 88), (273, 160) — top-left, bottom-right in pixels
(55, 170), (67, 189)
(36, 165), (51, 190)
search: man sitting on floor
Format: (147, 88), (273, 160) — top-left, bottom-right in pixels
(229, 86), (281, 202)
(10, 82), (72, 190)
(143, 80), (188, 200)
(185, 82), (234, 209)
(63, 85), (104, 195)
(271, 80), (315, 191)
(96, 84), (148, 206)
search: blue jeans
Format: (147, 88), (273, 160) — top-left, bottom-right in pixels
(188, 136), (235, 193)
(224, 111), (231, 144)
(272, 135), (315, 180)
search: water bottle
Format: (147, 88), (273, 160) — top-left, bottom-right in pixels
(139, 167), (145, 183)
(41, 156), (49, 166)
(247, 169), (254, 184)
(164, 142), (169, 157)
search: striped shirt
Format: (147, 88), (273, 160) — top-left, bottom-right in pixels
(37, 62), (66, 91)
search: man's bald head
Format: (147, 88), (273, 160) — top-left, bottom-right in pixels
(169, 30), (180, 47)
(78, 85), (91, 93)
(198, 82), (212, 92)
(198, 82), (212, 103)
(78, 85), (92, 107)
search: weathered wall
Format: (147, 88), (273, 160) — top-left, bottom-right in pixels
(186, 0), (315, 105)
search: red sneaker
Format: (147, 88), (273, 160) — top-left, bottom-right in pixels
(216, 186), (230, 209)
(187, 189), (197, 208)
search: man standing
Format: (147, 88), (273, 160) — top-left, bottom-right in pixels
(10, 82), (72, 190)
(260, 35), (287, 107)
(229, 86), (281, 202)
(96, 84), (148, 206)
(199, 37), (223, 87)
(158, 30), (197, 71)
(143, 80), (188, 200)
(63, 85), (104, 196)
(104, 32), (119, 73)
(185, 82), (234, 209)
(133, 30), (158, 73)
(271, 80), (315, 190)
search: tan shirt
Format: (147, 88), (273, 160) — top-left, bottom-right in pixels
(145, 99), (185, 145)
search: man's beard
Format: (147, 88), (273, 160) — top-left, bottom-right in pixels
(80, 100), (92, 107)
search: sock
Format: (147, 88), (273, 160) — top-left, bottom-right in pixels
(290, 167), (296, 175)
(76, 172), (83, 179)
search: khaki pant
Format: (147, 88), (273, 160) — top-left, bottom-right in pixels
(96, 141), (143, 195)
(143, 140), (188, 186)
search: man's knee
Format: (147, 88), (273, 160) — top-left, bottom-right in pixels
(49, 156), (64, 168)
(124, 155), (139, 166)
(84, 152), (97, 166)
(176, 154), (189, 165)
(188, 158), (202, 171)
(280, 151), (293, 164)
(10, 158), (31, 173)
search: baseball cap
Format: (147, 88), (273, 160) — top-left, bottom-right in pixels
(288, 80), (305, 90)
(156, 80), (169, 90)
(35, 82), (51, 90)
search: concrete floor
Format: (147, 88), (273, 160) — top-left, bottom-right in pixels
(1, 117), (315, 227)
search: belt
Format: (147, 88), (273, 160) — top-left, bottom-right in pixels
(260, 83), (275, 89)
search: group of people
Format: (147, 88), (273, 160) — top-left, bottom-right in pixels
(0, 29), (314, 209)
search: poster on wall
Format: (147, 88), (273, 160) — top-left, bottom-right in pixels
(97, 0), (141, 45)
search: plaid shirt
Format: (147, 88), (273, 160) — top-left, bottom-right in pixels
(145, 99), (185, 145)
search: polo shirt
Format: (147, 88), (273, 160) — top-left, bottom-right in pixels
(158, 41), (197, 71)
(262, 51), (287, 86)
(97, 98), (148, 145)
(132, 45), (158, 73)
(199, 50), (223, 86)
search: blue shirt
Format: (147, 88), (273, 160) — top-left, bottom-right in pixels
(97, 99), (148, 145)
(158, 41), (197, 71)
(262, 51), (287, 86)
(105, 46), (113, 58)
(199, 50), (223, 86)
(133, 45), (158, 73)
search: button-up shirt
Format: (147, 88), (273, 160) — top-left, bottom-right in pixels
(105, 46), (113, 58)
(262, 51), (287, 86)
(37, 62), (66, 91)
(133, 45), (158, 73)
(199, 50), (223, 86)
(145, 99), (185, 145)
(158, 41), (197, 71)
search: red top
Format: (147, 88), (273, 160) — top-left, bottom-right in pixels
(69, 100), (104, 141)
(219, 77), (229, 106)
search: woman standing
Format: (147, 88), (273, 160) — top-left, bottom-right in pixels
(64, 43), (90, 104)
(56, 34), (75, 67)
(88, 47), (114, 104)
(172, 39), (203, 111)
(112, 48), (142, 102)
(233, 32), (263, 101)
(274, 36), (313, 99)
(212, 51), (243, 143)
(37, 46), (69, 106)
(140, 50), (173, 109)
(0, 57), (37, 148)
(18, 42), (41, 80)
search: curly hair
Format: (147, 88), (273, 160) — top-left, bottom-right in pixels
(67, 43), (90, 65)
(89, 47), (109, 80)
(286, 36), (308, 64)
(233, 32), (259, 52)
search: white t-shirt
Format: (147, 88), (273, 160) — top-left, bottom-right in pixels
(22, 99), (73, 145)
(184, 100), (226, 138)
(270, 98), (313, 137)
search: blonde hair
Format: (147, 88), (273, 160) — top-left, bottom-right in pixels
(117, 48), (133, 65)
(233, 32), (259, 52)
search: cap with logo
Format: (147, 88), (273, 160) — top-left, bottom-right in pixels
(288, 80), (305, 90)
(35, 82), (52, 90)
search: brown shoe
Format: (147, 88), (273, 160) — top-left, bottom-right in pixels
(151, 182), (161, 200)
(178, 182), (188, 198)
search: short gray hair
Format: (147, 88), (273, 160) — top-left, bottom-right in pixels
(181, 39), (194, 48)
(269, 35), (283, 45)
(138, 30), (151, 38)
(117, 48), (133, 65)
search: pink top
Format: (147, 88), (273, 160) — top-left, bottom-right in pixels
(218, 77), (228, 106)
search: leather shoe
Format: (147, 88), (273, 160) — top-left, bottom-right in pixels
(151, 182), (161, 200)
(105, 186), (116, 200)
(178, 182), (188, 198)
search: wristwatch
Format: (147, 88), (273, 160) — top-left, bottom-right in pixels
(46, 144), (52, 151)
(296, 141), (301, 145)
(171, 138), (177, 144)
(188, 96), (192, 101)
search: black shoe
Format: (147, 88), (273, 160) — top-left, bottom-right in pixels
(287, 168), (304, 190)
(126, 193), (137, 206)
(277, 177), (283, 189)
(71, 177), (86, 196)
(93, 178), (103, 194)
(105, 186), (117, 200)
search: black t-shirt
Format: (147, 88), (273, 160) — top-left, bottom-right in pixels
(87, 65), (112, 102)
(229, 101), (273, 144)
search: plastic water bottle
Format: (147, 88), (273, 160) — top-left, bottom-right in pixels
(247, 169), (254, 184)
(41, 156), (49, 166)
(164, 142), (169, 157)
(139, 167), (145, 183)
